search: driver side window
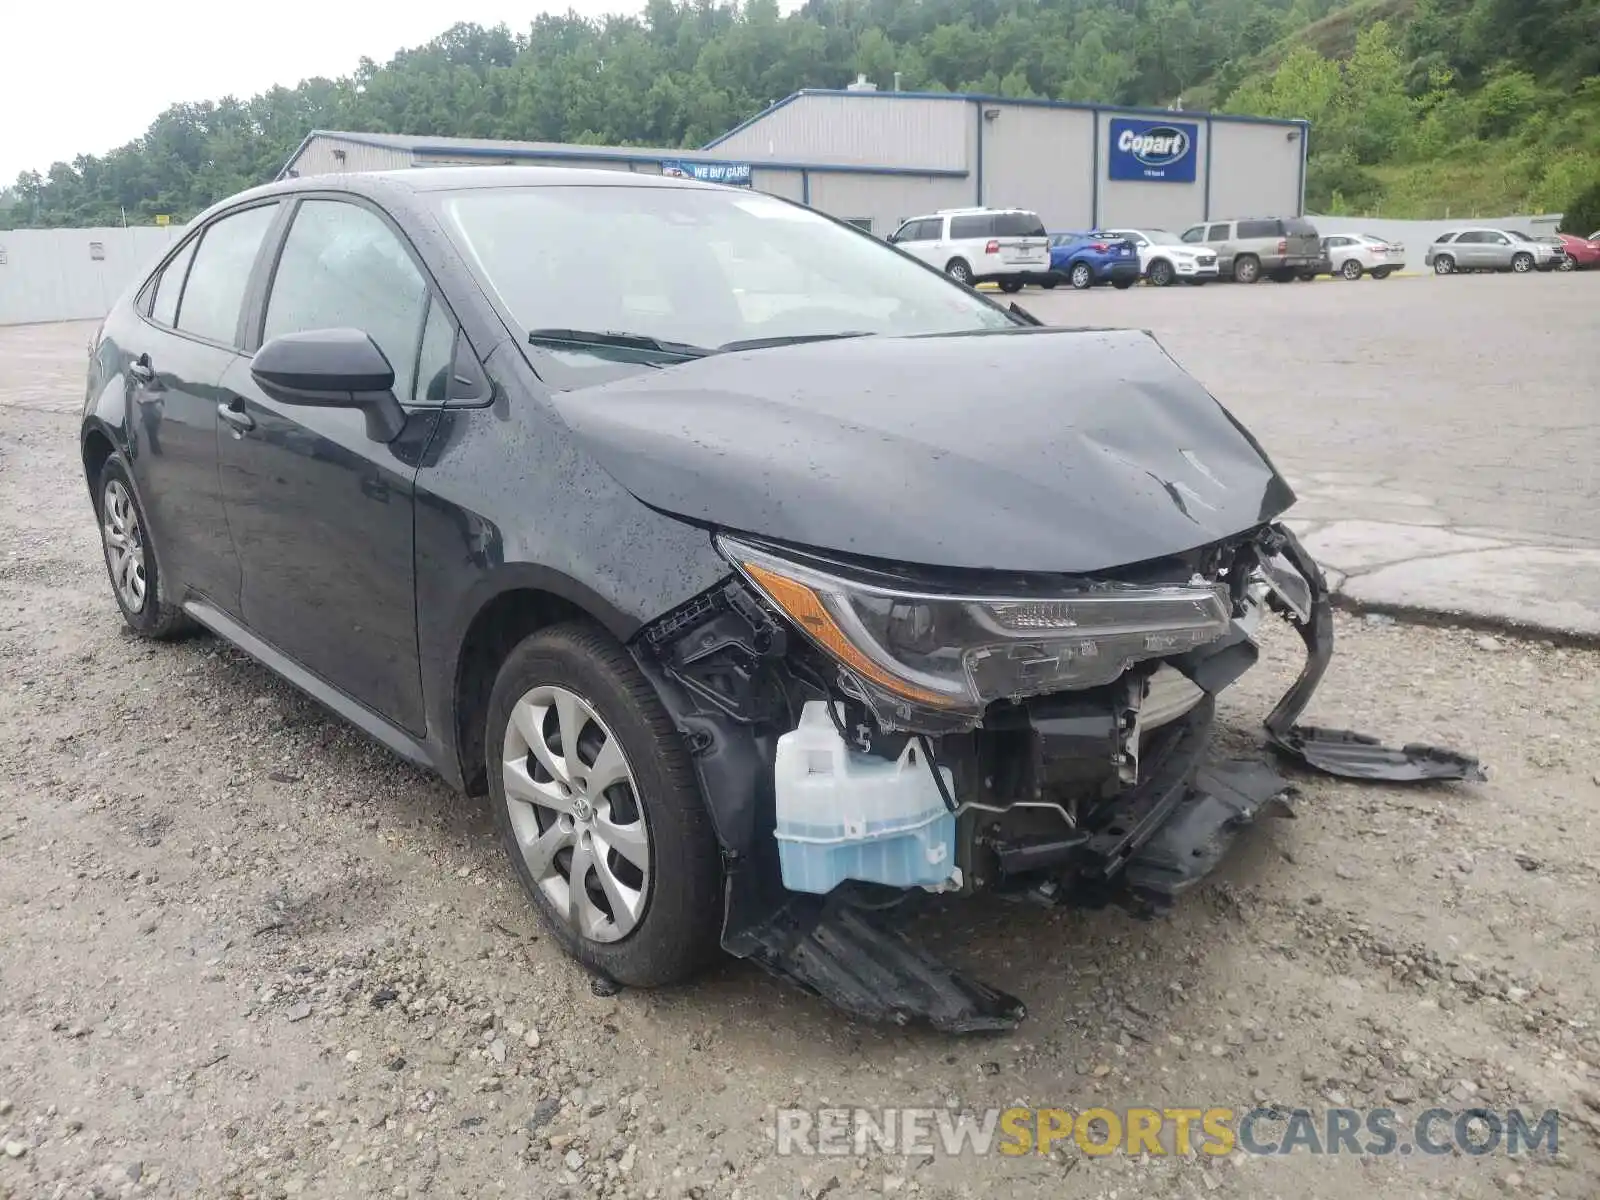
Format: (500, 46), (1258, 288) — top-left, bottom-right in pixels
(263, 199), (429, 403)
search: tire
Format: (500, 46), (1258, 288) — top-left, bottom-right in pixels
(1340, 259), (1363, 281)
(1558, 256), (1576, 272)
(1148, 259), (1176, 287)
(1372, 268), (1393, 279)
(95, 453), (191, 640)
(1233, 255), (1262, 284)
(1040, 277), (1060, 289)
(1068, 262), (1094, 290)
(486, 622), (722, 987)
(1433, 255), (1455, 275)
(998, 279), (1024, 294)
(1512, 252), (1534, 274)
(1111, 277), (1135, 290)
(945, 258), (973, 285)
(1297, 271), (1318, 282)
(1268, 268), (1296, 283)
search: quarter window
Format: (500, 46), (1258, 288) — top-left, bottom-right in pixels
(149, 239), (198, 328)
(949, 214), (993, 240)
(263, 200), (429, 404)
(414, 297), (458, 406)
(1236, 219), (1277, 239)
(176, 204), (278, 346)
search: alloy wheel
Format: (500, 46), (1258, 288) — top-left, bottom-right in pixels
(502, 684), (650, 943)
(1434, 257), (1454, 275)
(1559, 256), (1575, 272)
(1070, 263), (1092, 289)
(101, 479), (147, 613)
(1341, 259), (1363, 280)
(1512, 254), (1533, 273)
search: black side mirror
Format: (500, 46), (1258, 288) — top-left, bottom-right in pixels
(251, 328), (407, 443)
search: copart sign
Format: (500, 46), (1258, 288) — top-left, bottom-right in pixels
(1107, 118), (1199, 183)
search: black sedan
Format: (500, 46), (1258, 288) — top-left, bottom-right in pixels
(81, 167), (1477, 1031)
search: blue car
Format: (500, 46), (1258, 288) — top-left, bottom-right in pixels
(1047, 232), (1142, 290)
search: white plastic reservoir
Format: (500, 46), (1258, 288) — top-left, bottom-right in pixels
(773, 701), (958, 894)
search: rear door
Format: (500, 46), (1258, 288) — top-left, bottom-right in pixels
(216, 195), (445, 733)
(123, 201), (281, 617)
(1205, 223), (1234, 271)
(994, 212), (1050, 271)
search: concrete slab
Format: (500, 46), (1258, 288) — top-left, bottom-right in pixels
(1340, 546), (1600, 638)
(1297, 521), (1508, 574)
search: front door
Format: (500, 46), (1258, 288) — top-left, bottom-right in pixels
(216, 197), (448, 734)
(124, 202), (282, 616)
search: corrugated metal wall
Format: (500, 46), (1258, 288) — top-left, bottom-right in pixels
(712, 94), (968, 171)
(1095, 110), (1210, 231)
(0, 225), (186, 326)
(1208, 122), (1305, 221)
(978, 103), (1095, 231)
(291, 136), (415, 176)
(807, 173), (971, 237)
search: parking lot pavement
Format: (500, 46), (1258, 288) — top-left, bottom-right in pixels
(1019, 271), (1600, 637)
(3, 349), (1600, 1198)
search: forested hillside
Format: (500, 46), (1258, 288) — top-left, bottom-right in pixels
(3, 0), (1596, 227)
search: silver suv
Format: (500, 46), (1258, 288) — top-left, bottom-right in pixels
(1179, 216), (1323, 284)
(1423, 228), (1566, 275)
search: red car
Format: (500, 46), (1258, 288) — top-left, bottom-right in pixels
(1557, 233), (1600, 270)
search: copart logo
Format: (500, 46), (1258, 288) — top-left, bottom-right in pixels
(1118, 126), (1191, 167)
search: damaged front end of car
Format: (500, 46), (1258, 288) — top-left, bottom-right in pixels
(631, 522), (1484, 1033)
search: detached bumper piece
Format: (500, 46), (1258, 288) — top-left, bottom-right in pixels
(1261, 527), (1487, 784)
(725, 891), (1026, 1034)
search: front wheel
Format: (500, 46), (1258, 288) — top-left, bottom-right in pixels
(486, 622), (723, 987)
(1233, 255), (1262, 284)
(1558, 256), (1576, 272)
(945, 258), (973, 285)
(1512, 252), (1534, 274)
(1433, 255), (1455, 275)
(1068, 262), (1094, 290)
(1341, 259), (1364, 281)
(1148, 259), (1176, 287)
(998, 279), (1024, 294)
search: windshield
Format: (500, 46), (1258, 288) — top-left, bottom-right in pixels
(1506, 230), (1533, 241)
(1143, 230), (1182, 245)
(435, 184), (1018, 382)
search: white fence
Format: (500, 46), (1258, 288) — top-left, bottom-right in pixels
(1306, 212), (1563, 257)
(0, 225), (187, 327)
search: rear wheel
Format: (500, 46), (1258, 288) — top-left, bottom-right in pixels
(1268, 268), (1296, 283)
(1233, 255), (1262, 284)
(945, 258), (973, 285)
(1511, 252), (1534, 274)
(1433, 255), (1455, 275)
(95, 454), (191, 640)
(1340, 259), (1364, 280)
(1111, 277), (1136, 290)
(1148, 259), (1176, 287)
(486, 622), (723, 987)
(1372, 268), (1394, 279)
(1040, 276), (1060, 289)
(1297, 270), (1318, 281)
(998, 279), (1024, 293)
(1069, 262), (1094, 290)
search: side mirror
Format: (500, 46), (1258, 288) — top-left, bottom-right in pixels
(251, 328), (407, 443)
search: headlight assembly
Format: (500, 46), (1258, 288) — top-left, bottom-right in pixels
(718, 536), (1233, 730)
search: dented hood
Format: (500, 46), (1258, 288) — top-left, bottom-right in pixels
(548, 327), (1295, 573)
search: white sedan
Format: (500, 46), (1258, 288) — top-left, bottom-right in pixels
(1318, 233), (1406, 279)
(1103, 228), (1221, 287)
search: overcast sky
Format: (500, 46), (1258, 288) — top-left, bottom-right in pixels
(2, 0), (642, 183)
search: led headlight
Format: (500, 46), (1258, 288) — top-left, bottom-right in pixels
(718, 537), (1233, 727)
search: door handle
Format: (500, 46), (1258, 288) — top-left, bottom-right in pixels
(218, 398), (255, 434)
(128, 354), (159, 388)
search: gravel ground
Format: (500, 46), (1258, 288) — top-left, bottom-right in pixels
(3, 371), (1600, 1198)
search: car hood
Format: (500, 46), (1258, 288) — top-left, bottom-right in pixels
(547, 327), (1295, 574)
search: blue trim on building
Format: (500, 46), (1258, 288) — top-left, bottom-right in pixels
(1203, 116), (1213, 220)
(403, 141), (966, 178)
(973, 102), (984, 205)
(703, 89), (1308, 152)
(1089, 111), (1099, 227)
(1295, 121), (1309, 216)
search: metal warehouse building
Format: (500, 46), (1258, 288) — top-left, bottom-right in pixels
(281, 86), (1308, 237)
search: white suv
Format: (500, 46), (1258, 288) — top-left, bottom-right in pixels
(1104, 228), (1221, 287)
(887, 208), (1050, 291)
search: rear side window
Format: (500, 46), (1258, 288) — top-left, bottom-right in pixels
(176, 204), (278, 346)
(1236, 219), (1279, 239)
(950, 214), (993, 240)
(994, 212), (1046, 238)
(263, 199), (429, 404)
(149, 239), (198, 328)
(1434, 232), (1456, 243)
